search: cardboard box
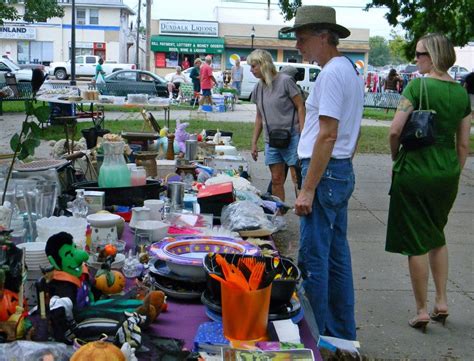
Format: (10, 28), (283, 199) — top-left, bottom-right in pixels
(84, 190), (105, 214)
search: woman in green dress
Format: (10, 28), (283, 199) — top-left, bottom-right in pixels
(386, 33), (471, 331)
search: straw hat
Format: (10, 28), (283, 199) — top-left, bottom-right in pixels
(280, 5), (350, 39)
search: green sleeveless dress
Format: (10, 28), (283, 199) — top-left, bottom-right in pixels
(386, 77), (471, 256)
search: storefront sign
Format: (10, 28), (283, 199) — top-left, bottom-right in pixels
(68, 41), (93, 48)
(159, 20), (218, 37)
(278, 31), (295, 40)
(0, 26), (36, 40)
(151, 35), (224, 54)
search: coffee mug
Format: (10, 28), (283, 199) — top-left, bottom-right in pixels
(144, 199), (165, 221)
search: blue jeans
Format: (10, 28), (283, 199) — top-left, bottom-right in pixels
(299, 158), (356, 340)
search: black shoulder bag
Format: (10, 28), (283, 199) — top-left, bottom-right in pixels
(399, 77), (436, 150)
(260, 85), (295, 149)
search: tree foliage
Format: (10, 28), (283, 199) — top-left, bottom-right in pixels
(0, 0), (64, 24)
(369, 36), (390, 66)
(278, 0), (302, 21)
(388, 31), (410, 64)
(366, 0), (474, 57)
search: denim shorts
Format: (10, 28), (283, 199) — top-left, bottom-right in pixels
(202, 89), (212, 96)
(232, 81), (242, 95)
(264, 134), (299, 166)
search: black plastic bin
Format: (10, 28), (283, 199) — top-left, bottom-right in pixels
(72, 180), (164, 207)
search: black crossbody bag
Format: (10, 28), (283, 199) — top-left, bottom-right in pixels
(400, 78), (436, 150)
(260, 85), (295, 148)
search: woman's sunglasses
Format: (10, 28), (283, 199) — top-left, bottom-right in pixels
(415, 51), (430, 58)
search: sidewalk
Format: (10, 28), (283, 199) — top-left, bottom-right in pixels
(247, 152), (473, 359)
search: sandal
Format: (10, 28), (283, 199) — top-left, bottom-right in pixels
(408, 316), (429, 333)
(430, 309), (449, 325)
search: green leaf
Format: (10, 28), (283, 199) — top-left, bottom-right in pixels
(18, 144), (30, 160)
(10, 133), (20, 152)
(33, 106), (51, 124)
(106, 271), (115, 287)
(23, 138), (38, 156)
(21, 121), (30, 134)
(30, 122), (41, 137)
(25, 101), (34, 116)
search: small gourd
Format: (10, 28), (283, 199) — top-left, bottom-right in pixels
(70, 340), (125, 361)
(95, 269), (126, 295)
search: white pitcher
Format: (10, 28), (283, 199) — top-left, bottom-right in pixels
(129, 206), (151, 229)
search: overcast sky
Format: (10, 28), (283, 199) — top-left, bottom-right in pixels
(124, 0), (402, 39)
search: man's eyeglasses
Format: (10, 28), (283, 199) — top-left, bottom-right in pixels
(415, 51), (430, 58)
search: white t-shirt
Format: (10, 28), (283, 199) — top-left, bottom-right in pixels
(298, 56), (364, 159)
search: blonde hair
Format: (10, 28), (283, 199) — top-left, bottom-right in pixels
(420, 33), (456, 73)
(194, 58), (202, 65)
(246, 49), (277, 87)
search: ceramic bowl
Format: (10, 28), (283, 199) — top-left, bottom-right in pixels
(149, 236), (259, 280)
(36, 216), (87, 244)
(87, 253), (126, 270)
(135, 220), (169, 242)
(86, 213), (122, 227)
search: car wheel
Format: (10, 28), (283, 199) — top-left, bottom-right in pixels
(55, 68), (68, 80)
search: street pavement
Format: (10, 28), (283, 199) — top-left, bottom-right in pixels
(0, 105), (473, 359)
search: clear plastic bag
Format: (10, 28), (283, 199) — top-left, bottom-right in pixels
(221, 201), (276, 233)
(0, 341), (74, 361)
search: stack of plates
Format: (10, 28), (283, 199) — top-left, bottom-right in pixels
(17, 242), (49, 271)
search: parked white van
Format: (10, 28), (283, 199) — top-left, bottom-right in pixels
(239, 61), (321, 100)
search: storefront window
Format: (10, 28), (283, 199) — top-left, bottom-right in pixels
(166, 52), (178, 68)
(283, 50), (302, 63)
(17, 41), (53, 65)
(17, 41), (30, 64)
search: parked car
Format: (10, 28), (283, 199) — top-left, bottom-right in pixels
(104, 69), (169, 97)
(239, 61), (321, 100)
(49, 55), (136, 80)
(448, 65), (470, 81)
(0, 58), (46, 82)
(399, 64), (418, 74)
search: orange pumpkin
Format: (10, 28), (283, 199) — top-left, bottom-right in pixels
(95, 270), (125, 295)
(0, 290), (20, 322)
(70, 340), (125, 361)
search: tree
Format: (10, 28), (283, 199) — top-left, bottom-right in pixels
(366, 0), (474, 57)
(388, 31), (410, 65)
(369, 36), (390, 66)
(0, 0), (64, 24)
(278, 0), (302, 21)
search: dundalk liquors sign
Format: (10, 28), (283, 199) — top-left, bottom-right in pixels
(159, 20), (218, 38)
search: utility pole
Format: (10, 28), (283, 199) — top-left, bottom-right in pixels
(70, 0), (76, 85)
(135, 0), (142, 69)
(145, 0), (152, 71)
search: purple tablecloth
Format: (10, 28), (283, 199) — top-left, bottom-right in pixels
(122, 224), (321, 359)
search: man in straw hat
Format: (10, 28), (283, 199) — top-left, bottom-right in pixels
(282, 5), (364, 340)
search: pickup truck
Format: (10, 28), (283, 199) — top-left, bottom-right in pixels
(49, 55), (136, 80)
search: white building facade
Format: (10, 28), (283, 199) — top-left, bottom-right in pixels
(0, 0), (135, 65)
(148, 0), (370, 75)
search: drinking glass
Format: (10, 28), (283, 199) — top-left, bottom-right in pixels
(134, 231), (151, 254)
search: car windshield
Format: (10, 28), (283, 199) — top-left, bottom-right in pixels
(1, 58), (20, 71)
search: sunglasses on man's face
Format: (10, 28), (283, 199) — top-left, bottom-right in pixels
(415, 51), (430, 58)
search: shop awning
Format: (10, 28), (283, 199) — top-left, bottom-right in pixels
(151, 35), (225, 54)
